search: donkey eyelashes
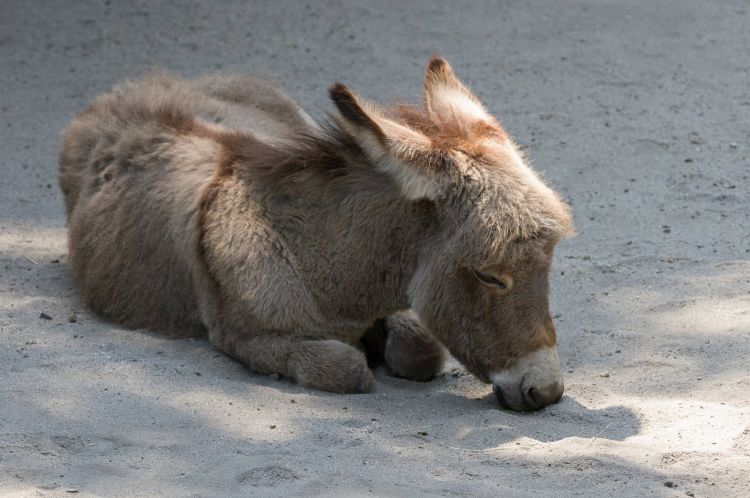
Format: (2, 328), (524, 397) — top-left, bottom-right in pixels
(473, 269), (511, 290)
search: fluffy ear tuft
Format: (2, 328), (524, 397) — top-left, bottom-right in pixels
(423, 56), (496, 130)
(424, 57), (466, 96)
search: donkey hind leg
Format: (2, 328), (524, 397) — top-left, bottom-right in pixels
(370, 311), (446, 382)
(213, 333), (373, 393)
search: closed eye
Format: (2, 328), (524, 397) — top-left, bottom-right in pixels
(473, 269), (507, 289)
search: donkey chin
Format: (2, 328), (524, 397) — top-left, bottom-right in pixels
(490, 348), (564, 412)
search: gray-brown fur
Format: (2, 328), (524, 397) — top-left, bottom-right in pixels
(59, 59), (573, 408)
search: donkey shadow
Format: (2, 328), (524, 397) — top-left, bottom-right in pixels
(372, 388), (640, 449)
(238, 362), (641, 448)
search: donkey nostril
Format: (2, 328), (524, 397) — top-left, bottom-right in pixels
(523, 387), (540, 409)
(524, 382), (563, 410)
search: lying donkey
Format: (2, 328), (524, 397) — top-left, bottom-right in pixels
(59, 57), (573, 411)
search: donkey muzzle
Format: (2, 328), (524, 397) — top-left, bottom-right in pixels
(493, 379), (563, 411)
(491, 346), (564, 411)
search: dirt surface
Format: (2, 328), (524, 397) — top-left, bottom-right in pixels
(1, 1), (749, 496)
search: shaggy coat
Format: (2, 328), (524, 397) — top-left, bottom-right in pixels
(60, 58), (573, 410)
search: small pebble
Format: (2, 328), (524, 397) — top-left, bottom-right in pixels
(39, 313), (52, 320)
(599, 372), (610, 378)
(664, 480), (676, 488)
(729, 142), (738, 149)
(269, 372), (280, 380)
(269, 425), (276, 429)
(68, 313), (77, 323)
(685, 492), (694, 497)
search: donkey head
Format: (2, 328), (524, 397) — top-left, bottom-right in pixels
(330, 57), (574, 411)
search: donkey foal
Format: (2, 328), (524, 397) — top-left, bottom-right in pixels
(59, 58), (573, 411)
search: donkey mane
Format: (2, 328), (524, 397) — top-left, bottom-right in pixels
(217, 120), (371, 189)
(218, 112), (498, 193)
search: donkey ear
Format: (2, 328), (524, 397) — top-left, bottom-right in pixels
(423, 57), (495, 127)
(329, 83), (389, 154)
(330, 83), (445, 200)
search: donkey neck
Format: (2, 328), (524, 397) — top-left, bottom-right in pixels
(257, 160), (441, 327)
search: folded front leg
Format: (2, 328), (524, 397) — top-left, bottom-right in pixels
(364, 311), (445, 382)
(212, 332), (373, 393)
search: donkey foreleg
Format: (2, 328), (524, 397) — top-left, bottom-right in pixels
(364, 311), (445, 382)
(212, 332), (373, 393)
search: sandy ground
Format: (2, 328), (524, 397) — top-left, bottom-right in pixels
(1, 0), (749, 496)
